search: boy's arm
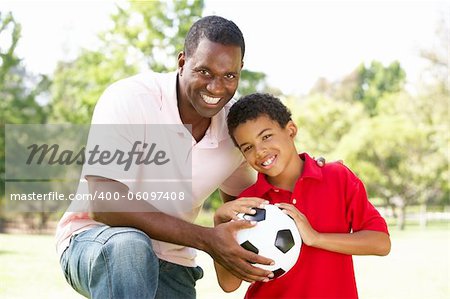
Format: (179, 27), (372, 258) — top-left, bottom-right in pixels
(214, 260), (243, 292)
(278, 203), (391, 256)
(306, 229), (390, 256)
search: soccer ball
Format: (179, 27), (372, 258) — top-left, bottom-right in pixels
(236, 204), (302, 279)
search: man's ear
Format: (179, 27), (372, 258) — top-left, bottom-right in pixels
(286, 120), (298, 138)
(177, 51), (185, 74)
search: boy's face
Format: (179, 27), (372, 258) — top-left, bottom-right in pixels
(233, 115), (299, 178)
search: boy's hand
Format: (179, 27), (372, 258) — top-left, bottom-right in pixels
(275, 203), (319, 247)
(214, 197), (269, 226)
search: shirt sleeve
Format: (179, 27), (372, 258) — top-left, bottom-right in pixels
(81, 81), (147, 192)
(219, 158), (257, 197)
(346, 176), (389, 234)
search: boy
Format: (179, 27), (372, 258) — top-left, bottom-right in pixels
(213, 93), (391, 298)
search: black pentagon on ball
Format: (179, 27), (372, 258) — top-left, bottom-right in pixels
(241, 240), (259, 255)
(272, 268), (286, 279)
(242, 208), (266, 222)
(274, 229), (295, 253)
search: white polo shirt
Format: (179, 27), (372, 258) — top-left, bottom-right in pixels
(55, 71), (256, 267)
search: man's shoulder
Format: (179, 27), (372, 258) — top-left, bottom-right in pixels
(107, 71), (175, 94)
(223, 97), (239, 114)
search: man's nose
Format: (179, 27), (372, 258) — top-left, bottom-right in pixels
(206, 76), (225, 94)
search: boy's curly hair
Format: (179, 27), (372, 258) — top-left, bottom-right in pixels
(227, 93), (292, 146)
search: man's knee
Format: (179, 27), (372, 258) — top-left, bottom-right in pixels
(89, 227), (160, 298)
(101, 227), (157, 267)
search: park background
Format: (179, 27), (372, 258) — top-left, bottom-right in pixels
(0, 0), (448, 298)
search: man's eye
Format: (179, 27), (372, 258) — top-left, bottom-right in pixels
(199, 70), (210, 76)
(225, 74), (236, 80)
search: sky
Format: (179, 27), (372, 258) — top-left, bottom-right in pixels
(0, 0), (448, 95)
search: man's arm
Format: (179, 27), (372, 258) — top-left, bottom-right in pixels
(87, 176), (273, 282)
(219, 189), (236, 203)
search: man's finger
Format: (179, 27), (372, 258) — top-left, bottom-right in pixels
(316, 156), (325, 167)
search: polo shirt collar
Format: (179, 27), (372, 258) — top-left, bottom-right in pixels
(251, 153), (323, 195)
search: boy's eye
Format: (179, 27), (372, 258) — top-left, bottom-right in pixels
(262, 134), (272, 141)
(242, 145), (252, 153)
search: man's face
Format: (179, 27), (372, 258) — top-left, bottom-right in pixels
(178, 38), (243, 119)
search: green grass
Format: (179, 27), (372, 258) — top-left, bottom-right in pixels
(1, 224), (449, 299)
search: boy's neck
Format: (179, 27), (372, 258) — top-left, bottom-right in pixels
(266, 153), (304, 192)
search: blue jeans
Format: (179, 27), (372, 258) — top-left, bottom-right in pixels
(60, 226), (203, 299)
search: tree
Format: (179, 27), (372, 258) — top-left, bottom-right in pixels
(335, 91), (448, 230)
(353, 61), (406, 115)
(0, 12), (50, 230)
(0, 12), (48, 125)
(309, 60), (406, 116)
(237, 69), (269, 96)
(289, 94), (367, 158)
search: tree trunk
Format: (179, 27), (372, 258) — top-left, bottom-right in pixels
(397, 205), (406, 230)
(419, 203), (427, 229)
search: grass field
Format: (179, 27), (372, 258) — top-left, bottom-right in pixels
(0, 225), (449, 299)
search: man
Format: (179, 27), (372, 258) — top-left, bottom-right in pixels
(56, 16), (323, 298)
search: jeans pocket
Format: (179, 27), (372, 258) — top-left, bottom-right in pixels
(191, 266), (204, 281)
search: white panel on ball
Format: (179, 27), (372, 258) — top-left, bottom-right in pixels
(235, 204), (302, 279)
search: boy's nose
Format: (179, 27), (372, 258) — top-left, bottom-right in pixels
(255, 146), (268, 159)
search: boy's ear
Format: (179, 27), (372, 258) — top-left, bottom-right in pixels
(286, 120), (298, 138)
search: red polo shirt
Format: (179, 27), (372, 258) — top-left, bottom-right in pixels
(240, 153), (389, 299)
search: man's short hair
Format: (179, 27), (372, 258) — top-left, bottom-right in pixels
(227, 93), (293, 146)
(184, 15), (245, 59)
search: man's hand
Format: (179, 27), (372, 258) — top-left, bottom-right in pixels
(205, 219), (274, 282)
(315, 156), (326, 167)
(314, 156), (344, 168)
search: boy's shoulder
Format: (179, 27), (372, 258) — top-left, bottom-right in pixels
(319, 159), (361, 186)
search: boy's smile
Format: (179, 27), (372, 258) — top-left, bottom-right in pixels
(233, 115), (303, 191)
(261, 154), (277, 167)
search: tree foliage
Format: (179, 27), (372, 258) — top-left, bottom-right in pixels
(0, 12), (50, 226)
(310, 60), (406, 116)
(353, 61), (406, 115)
(290, 94), (366, 157)
(294, 21), (448, 229)
(1, 12), (49, 183)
